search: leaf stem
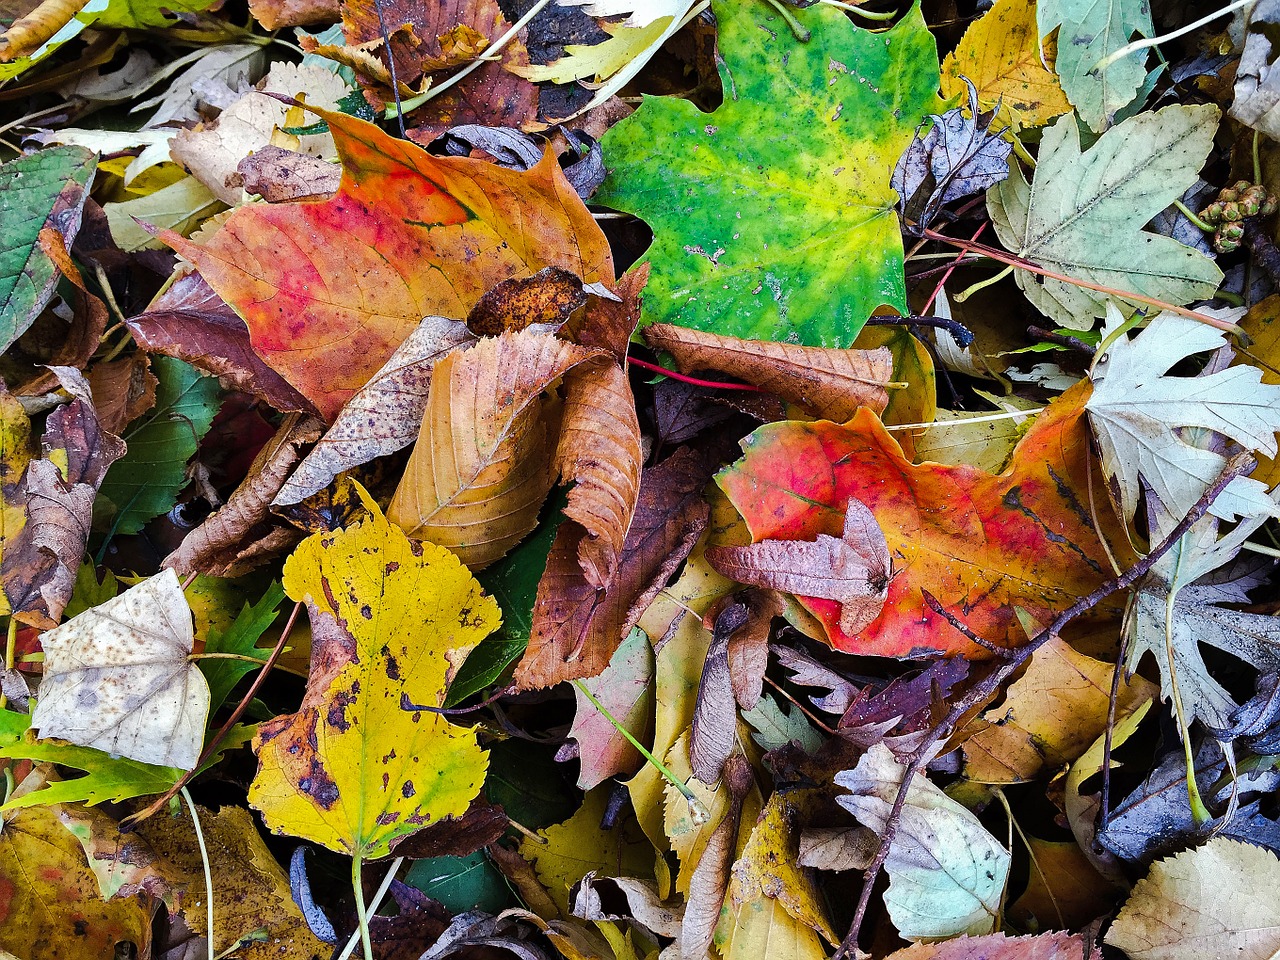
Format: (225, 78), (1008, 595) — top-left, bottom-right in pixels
(572, 678), (710, 825)
(817, 0), (896, 19)
(762, 0), (810, 41)
(187, 652), (273, 665)
(1091, 0), (1251, 74)
(1172, 199), (1214, 232)
(0, 618), (16, 712)
(338, 857), (403, 960)
(921, 226), (1242, 334)
(180, 786), (215, 960)
(351, 855), (374, 960)
(953, 263), (1013, 302)
(628, 357), (765, 392)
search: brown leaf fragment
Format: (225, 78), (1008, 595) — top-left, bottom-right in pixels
(644, 323), (895, 421)
(706, 498), (890, 636)
(839, 658), (972, 758)
(726, 589), (782, 711)
(274, 316), (475, 506)
(388, 330), (605, 569)
(248, 0), (337, 29)
(87, 353), (158, 436)
(514, 444), (713, 689)
(797, 826), (877, 872)
(127, 271), (317, 415)
(555, 359), (642, 588)
(238, 145), (341, 202)
(682, 753), (753, 960)
(884, 931), (1099, 959)
(690, 601), (748, 785)
(387, 795), (508, 860)
(772, 644), (858, 715)
(654, 380), (735, 446)
(567, 263), (647, 361)
(467, 266), (588, 337)
(2, 386), (125, 628)
(164, 413), (324, 576)
(570, 874), (682, 938)
(38, 227), (107, 369)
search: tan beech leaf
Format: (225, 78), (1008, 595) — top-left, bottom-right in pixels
(1105, 838), (1280, 960)
(274, 316), (476, 506)
(682, 753), (753, 960)
(388, 329), (604, 569)
(644, 323), (894, 421)
(165, 413), (324, 575)
(884, 932), (1099, 959)
(726, 589), (782, 710)
(555, 359), (642, 588)
(515, 444), (712, 689)
(706, 498), (890, 636)
(31, 569), (210, 770)
(798, 826), (876, 872)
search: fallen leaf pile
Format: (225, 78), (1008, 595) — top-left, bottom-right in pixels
(5, 0), (1280, 958)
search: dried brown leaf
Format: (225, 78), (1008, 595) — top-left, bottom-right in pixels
(127, 272), (316, 415)
(514, 445), (712, 689)
(164, 414), (324, 576)
(726, 589), (781, 711)
(388, 330), (603, 569)
(797, 826), (877, 872)
(706, 498), (890, 636)
(690, 602), (747, 785)
(644, 323), (894, 421)
(884, 932), (1099, 960)
(467, 267), (588, 337)
(38, 227), (107, 368)
(274, 316), (475, 506)
(87, 353), (158, 436)
(238, 145), (341, 202)
(682, 753), (753, 960)
(567, 264), (647, 361)
(555, 359), (642, 588)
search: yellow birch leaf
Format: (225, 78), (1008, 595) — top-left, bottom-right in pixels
(941, 0), (1071, 130)
(249, 496), (501, 860)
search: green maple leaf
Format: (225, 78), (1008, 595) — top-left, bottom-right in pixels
(200, 581), (288, 713)
(595, 0), (938, 347)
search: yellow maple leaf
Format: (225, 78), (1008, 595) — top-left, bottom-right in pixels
(941, 0), (1071, 130)
(249, 493), (501, 859)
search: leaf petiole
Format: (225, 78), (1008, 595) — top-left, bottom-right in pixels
(572, 677), (710, 825)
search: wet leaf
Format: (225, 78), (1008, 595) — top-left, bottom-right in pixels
(595, 0), (938, 346)
(249, 496), (500, 859)
(167, 107), (611, 420)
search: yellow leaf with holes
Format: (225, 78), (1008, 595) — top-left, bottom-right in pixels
(941, 0), (1071, 130)
(248, 495), (501, 859)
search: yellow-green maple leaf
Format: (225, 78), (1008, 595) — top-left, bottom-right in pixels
(249, 496), (501, 859)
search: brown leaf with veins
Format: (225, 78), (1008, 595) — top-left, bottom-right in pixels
(39, 227), (107, 368)
(690, 601), (747, 784)
(568, 264), (648, 361)
(466, 266), (588, 337)
(238, 145), (341, 202)
(87, 353), (157, 436)
(556, 359), (642, 588)
(515, 445), (714, 689)
(725, 590), (782, 711)
(644, 323), (894, 421)
(127, 271), (316, 415)
(248, 0), (337, 29)
(274, 315), (475, 506)
(164, 413), (324, 576)
(388, 329), (606, 569)
(682, 753), (754, 960)
(2, 376), (125, 628)
(706, 498), (890, 636)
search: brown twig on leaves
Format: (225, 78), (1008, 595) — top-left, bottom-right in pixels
(832, 452), (1255, 959)
(122, 600), (305, 828)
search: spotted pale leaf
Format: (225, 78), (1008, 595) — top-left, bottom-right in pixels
(249, 496), (500, 859)
(595, 0), (938, 346)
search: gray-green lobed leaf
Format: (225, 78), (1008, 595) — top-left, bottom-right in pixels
(1038, 0), (1154, 130)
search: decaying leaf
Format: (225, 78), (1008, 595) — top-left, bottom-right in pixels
(884, 932), (1099, 959)
(167, 107), (611, 420)
(837, 744), (1011, 939)
(31, 568), (210, 770)
(250, 496), (500, 859)
(567, 627), (653, 790)
(707, 498), (890, 637)
(1106, 838), (1280, 960)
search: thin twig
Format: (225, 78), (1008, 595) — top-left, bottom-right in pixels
(920, 589), (1016, 658)
(123, 601), (304, 828)
(833, 453), (1255, 958)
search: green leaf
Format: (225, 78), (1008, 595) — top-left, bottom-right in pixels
(405, 851), (515, 915)
(97, 356), (221, 536)
(0, 0), (221, 80)
(0, 147), (97, 351)
(987, 103), (1223, 330)
(742, 693), (823, 754)
(63, 563), (119, 620)
(0, 711), (181, 810)
(595, 0), (938, 347)
(1038, 0), (1153, 131)
(199, 581), (288, 713)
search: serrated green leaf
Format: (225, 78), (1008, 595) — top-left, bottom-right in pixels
(97, 356), (221, 536)
(0, 147), (97, 351)
(987, 103), (1223, 329)
(595, 0), (938, 347)
(742, 692), (822, 754)
(0, 710), (181, 810)
(1038, 0), (1153, 130)
(200, 581), (287, 713)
